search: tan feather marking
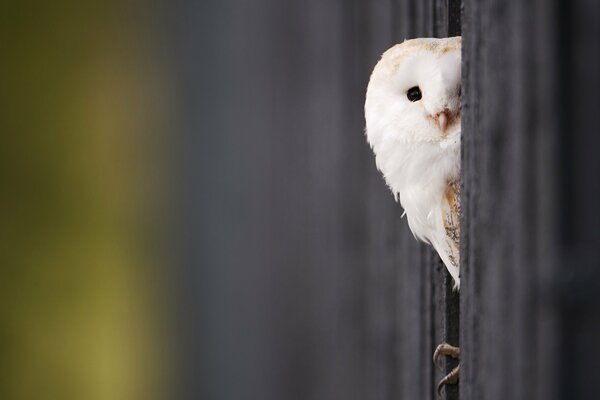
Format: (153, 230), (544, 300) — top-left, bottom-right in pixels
(443, 180), (460, 269)
(380, 37), (462, 74)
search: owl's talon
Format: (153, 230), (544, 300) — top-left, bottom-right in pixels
(433, 343), (460, 397)
(433, 343), (460, 372)
(437, 365), (460, 398)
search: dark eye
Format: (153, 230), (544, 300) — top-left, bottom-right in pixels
(407, 86), (422, 102)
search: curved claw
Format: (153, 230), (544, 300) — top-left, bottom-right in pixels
(433, 343), (460, 372)
(437, 365), (460, 398)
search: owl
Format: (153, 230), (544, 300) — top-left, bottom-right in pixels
(364, 36), (462, 394)
(364, 37), (462, 288)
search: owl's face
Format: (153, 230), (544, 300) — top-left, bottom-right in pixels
(365, 38), (461, 148)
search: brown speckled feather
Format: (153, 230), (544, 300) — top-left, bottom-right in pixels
(442, 180), (460, 272)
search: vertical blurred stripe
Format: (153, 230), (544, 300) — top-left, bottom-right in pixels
(0, 1), (171, 399)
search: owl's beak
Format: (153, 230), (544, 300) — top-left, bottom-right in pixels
(437, 112), (448, 132)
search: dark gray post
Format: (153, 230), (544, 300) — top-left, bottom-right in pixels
(461, 0), (600, 399)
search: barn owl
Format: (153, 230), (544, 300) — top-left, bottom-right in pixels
(364, 37), (461, 394)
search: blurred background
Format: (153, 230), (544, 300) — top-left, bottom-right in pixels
(2, 1), (172, 399)
(2, 1), (416, 399)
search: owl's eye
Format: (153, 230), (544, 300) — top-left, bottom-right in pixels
(406, 86), (422, 102)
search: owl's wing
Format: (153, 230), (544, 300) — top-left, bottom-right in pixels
(437, 180), (460, 286)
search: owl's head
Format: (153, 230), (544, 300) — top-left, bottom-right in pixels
(365, 37), (461, 151)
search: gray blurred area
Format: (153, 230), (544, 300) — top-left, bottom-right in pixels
(168, 1), (439, 399)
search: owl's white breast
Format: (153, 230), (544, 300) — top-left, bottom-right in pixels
(369, 123), (460, 245)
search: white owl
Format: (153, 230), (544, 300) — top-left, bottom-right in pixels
(364, 37), (461, 287)
(364, 37), (462, 393)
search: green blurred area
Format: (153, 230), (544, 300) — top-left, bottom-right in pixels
(0, 2), (171, 399)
